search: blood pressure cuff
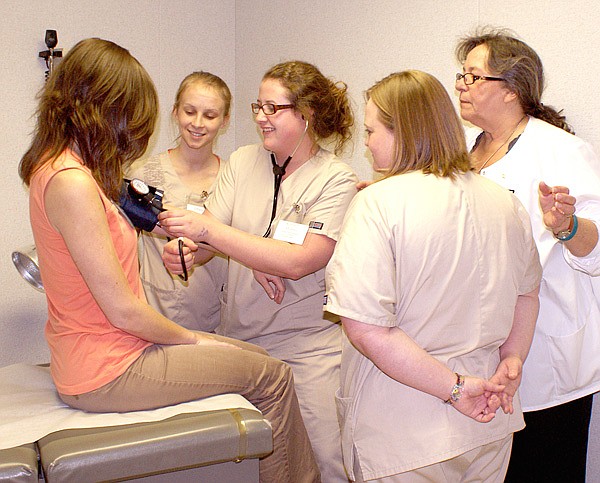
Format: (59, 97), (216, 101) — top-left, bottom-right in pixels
(119, 179), (164, 232)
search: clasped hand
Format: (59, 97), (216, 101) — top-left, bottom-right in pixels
(453, 356), (523, 423)
(452, 376), (505, 423)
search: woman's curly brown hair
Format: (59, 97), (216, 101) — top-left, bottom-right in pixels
(263, 60), (354, 155)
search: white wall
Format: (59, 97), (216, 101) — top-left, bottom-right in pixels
(234, 0), (600, 177)
(2, 0), (600, 479)
(0, 0), (236, 365)
(233, 2), (600, 480)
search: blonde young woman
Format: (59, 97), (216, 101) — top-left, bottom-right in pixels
(127, 72), (230, 332)
(325, 70), (541, 482)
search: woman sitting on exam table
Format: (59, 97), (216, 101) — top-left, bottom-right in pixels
(18, 37), (319, 483)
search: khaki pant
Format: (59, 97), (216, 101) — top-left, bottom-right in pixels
(353, 434), (512, 483)
(60, 334), (320, 483)
(285, 348), (348, 482)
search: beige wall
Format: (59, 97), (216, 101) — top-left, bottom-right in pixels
(234, 0), (600, 178)
(231, 2), (600, 478)
(0, 0), (236, 364)
(2, 0), (599, 479)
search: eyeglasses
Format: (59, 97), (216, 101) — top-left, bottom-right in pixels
(251, 103), (294, 115)
(455, 73), (506, 85)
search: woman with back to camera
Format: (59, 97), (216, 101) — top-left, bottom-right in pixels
(19, 37), (319, 483)
(159, 60), (357, 482)
(127, 71), (230, 332)
(325, 70), (541, 481)
(455, 28), (600, 482)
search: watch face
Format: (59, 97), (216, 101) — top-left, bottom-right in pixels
(555, 226), (573, 240)
(129, 178), (150, 196)
(555, 215), (576, 240)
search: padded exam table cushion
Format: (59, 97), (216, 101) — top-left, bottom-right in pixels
(37, 407), (273, 482)
(0, 444), (38, 483)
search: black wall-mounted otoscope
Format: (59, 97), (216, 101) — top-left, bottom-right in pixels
(39, 30), (63, 80)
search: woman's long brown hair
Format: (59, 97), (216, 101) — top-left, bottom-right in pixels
(19, 38), (159, 201)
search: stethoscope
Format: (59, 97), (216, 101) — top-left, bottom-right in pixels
(263, 118), (310, 237)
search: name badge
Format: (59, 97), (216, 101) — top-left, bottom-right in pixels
(273, 220), (309, 245)
(187, 204), (206, 215)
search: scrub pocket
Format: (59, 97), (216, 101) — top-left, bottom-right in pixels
(335, 387), (355, 477)
(547, 319), (600, 396)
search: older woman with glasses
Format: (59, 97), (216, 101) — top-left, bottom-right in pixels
(159, 60), (357, 482)
(455, 28), (600, 482)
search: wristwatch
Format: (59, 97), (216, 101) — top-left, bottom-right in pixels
(554, 215), (578, 242)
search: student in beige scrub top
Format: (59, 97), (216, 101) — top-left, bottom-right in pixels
(160, 61), (357, 483)
(127, 72), (230, 332)
(325, 70), (541, 482)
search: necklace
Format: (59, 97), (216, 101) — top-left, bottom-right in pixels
(477, 115), (527, 173)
